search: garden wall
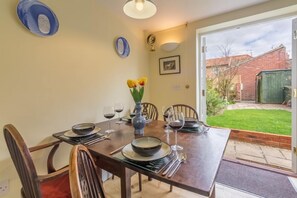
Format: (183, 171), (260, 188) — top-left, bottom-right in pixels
(230, 129), (291, 149)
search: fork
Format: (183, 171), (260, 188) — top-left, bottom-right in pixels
(84, 133), (111, 145)
(167, 153), (187, 178)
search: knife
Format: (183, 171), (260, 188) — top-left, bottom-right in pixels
(162, 156), (178, 176)
(167, 161), (181, 178)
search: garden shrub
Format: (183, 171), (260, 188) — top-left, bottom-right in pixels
(206, 80), (226, 116)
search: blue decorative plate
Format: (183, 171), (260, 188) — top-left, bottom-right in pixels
(115, 37), (130, 58)
(17, 0), (59, 36)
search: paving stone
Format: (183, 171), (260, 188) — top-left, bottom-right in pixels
(235, 142), (264, 158)
(227, 139), (236, 147)
(265, 156), (291, 169)
(224, 149), (237, 159)
(236, 153), (267, 164)
(260, 145), (284, 158)
(280, 149), (292, 160)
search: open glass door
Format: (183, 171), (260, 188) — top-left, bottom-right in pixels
(292, 18), (297, 173)
(198, 36), (207, 122)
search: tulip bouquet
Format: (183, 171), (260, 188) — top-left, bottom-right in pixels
(127, 77), (148, 103)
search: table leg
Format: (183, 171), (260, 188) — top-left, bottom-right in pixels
(120, 167), (133, 198)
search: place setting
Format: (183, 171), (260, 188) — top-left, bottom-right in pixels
(55, 123), (110, 145)
(112, 136), (186, 177)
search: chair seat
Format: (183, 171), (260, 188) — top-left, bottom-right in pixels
(41, 173), (71, 198)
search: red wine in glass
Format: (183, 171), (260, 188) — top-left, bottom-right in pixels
(169, 121), (183, 130)
(104, 113), (115, 119)
(115, 103), (124, 124)
(103, 106), (115, 133)
(168, 112), (185, 151)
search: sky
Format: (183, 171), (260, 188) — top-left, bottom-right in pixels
(205, 17), (295, 59)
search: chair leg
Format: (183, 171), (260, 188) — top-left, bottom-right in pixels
(112, 174), (114, 179)
(138, 173), (142, 191)
(170, 185), (173, 192)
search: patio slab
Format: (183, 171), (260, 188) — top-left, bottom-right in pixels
(265, 155), (292, 169)
(280, 149), (292, 160)
(260, 145), (284, 158)
(235, 141), (264, 158)
(225, 139), (292, 170)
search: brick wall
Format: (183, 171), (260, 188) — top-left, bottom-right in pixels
(230, 129), (291, 149)
(238, 47), (290, 101)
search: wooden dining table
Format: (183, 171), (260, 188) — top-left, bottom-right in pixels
(53, 119), (230, 198)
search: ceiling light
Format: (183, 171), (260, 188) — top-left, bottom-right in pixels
(161, 42), (180, 52)
(123, 0), (157, 19)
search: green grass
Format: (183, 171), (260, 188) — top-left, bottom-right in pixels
(206, 109), (292, 135)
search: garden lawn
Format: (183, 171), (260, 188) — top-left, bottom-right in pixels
(207, 109), (291, 135)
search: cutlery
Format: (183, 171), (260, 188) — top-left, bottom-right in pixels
(162, 154), (178, 176)
(167, 153), (187, 178)
(84, 134), (111, 145)
(109, 145), (125, 155)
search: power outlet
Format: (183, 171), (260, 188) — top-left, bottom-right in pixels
(0, 180), (9, 196)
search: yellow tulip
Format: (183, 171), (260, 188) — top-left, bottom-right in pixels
(138, 77), (148, 86)
(127, 79), (137, 88)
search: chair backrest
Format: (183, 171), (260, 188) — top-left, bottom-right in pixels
(165, 104), (199, 120)
(141, 102), (159, 120)
(3, 124), (41, 198)
(69, 145), (105, 198)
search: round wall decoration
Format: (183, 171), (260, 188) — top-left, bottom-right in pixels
(17, 0), (59, 37)
(115, 37), (130, 58)
(147, 34), (156, 51)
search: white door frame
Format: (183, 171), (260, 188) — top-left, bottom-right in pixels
(196, 10), (297, 172)
(292, 18), (297, 173)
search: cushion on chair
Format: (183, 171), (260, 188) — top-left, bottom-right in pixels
(40, 173), (71, 198)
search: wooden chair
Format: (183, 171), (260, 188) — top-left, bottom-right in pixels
(141, 102), (159, 120)
(69, 144), (105, 198)
(164, 104), (199, 121)
(3, 124), (70, 198)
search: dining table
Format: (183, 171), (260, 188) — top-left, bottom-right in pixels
(53, 119), (230, 198)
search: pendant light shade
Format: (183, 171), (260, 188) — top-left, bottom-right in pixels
(123, 0), (157, 19)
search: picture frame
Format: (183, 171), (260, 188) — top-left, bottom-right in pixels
(159, 55), (181, 75)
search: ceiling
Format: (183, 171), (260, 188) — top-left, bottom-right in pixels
(97, 0), (269, 32)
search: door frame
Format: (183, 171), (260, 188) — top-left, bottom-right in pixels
(292, 18), (297, 173)
(196, 10), (297, 172)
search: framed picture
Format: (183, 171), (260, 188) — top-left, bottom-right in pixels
(159, 55), (180, 75)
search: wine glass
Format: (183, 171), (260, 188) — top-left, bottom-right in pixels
(103, 106), (115, 133)
(168, 111), (185, 151)
(114, 103), (124, 124)
(162, 106), (173, 133)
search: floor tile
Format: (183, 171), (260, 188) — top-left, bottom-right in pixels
(103, 175), (263, 197)
(288, 177), (297, 193)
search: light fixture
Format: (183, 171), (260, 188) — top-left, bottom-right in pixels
(161, 42), (180, 52)
(123, 0), (157, 19)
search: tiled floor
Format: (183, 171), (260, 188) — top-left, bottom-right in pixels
(224, 139), (292, 170)
(103, 174), (262, 198)
(102, 139), (294, 197)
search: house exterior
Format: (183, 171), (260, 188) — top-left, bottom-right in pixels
(206, 45), (291, 101)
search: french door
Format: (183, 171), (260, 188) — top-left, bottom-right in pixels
(292, 18), (297, 173)
(198, 18), (297, 173)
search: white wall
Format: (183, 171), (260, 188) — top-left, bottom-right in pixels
(0, 0), (149, 197)
(149, 0), (297, 120)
